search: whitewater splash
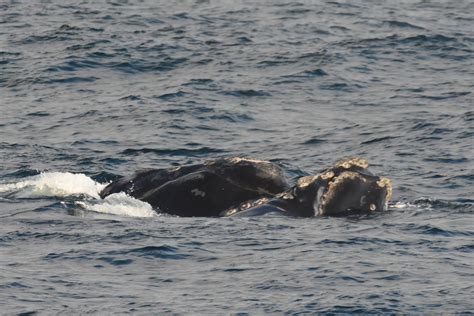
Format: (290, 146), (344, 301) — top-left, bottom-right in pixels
(75, 192), (156, 218)
(0, 172), (155, 218)
(0, 172), (105, 198)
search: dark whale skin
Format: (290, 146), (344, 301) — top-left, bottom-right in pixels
(99, 157), (290, 217)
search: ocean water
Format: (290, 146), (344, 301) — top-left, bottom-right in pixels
(1, 0), (473, 314)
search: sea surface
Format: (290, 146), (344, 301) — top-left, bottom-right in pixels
(1, 0), (473, 314)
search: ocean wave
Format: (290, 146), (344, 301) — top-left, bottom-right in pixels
(120, 147), (225, 156)
(221, 89), (271, 97)
(383, 20), (425, 30)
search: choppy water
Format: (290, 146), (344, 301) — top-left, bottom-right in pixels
(1, 0), (473, 314)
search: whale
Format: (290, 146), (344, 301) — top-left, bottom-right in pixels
(99, 157), (391, 217)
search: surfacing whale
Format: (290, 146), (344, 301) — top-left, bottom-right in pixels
(100, 157), (392, 217)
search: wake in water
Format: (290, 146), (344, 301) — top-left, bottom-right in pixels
(0, 172), (105, 199)
(0, 172), (156, 218)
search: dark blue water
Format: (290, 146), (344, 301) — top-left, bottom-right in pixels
(1, 1), (473, 314)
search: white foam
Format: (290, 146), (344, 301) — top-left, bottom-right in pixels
(0, 172), (106, 199)
(392, 202), (410, 209)
(389, 200), (434, 211)
(76, 192), (156, 218)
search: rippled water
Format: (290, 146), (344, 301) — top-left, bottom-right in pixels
(1, 1), (473, 314)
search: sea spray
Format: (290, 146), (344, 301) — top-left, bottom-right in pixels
(0, 172), (106, 199)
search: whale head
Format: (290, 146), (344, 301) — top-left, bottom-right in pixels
(294, 157), (392, 217)
(315, 171), (392, 216)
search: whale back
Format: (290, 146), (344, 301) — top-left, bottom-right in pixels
(206, 157), (290, 195)
(99, 157), (290, 216)
(99, 164), (202, 199)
